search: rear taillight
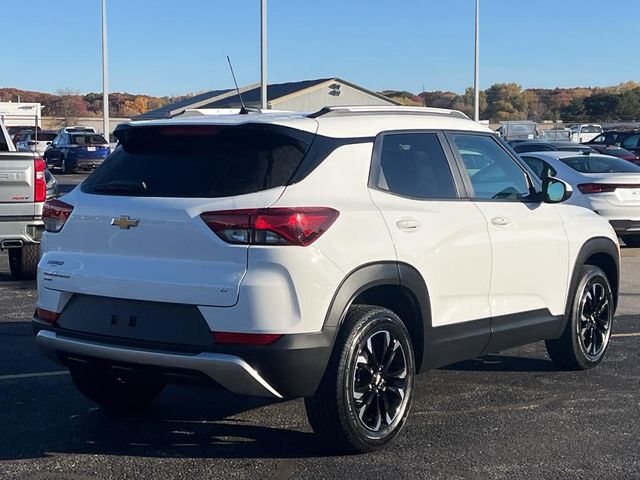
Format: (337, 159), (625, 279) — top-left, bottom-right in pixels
(212, 332), (282, 345)
(36, 308), (60, 324)
(578, 183), (640, 194)
(200, 207), (339, 246)
(34, 158), (46, 202)
(43, 199), (74, 232)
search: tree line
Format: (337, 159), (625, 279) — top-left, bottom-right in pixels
(382, 81), (640, 123)
(0, 87), (190, 119)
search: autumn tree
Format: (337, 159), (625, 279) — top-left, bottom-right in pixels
(484, 83), (526, 121)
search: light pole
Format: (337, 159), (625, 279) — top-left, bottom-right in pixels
(102, 0), (109, 137)
(260, 0), (267, 110)
(473, 0), (480, 122)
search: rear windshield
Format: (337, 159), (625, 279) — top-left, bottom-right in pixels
(561, 155), (640, 173)
(81, 124), (314, 198)
(71, 134), (107, 145)
(36, 132), (57, 141)
(581, 125), (602, 134)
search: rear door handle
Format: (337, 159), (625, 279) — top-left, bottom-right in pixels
(491, 216), (511, 226)
(396, 218), (421, 231)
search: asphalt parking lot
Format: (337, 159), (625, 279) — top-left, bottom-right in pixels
(0, 175), (639, 479)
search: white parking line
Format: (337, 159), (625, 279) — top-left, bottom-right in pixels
(612, 332), (640, 338)
(0, 370), (69, 381)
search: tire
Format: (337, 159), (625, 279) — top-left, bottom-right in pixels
(70, 368), (164, 412)
(8, 244), (39, 280)
(545, 265), (614, 370)
(305, 305), (415, 453)
(622, 235), (640, 248)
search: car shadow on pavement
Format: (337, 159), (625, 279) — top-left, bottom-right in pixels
(445, 354), (556, 372)
(0, 381), (332, 461)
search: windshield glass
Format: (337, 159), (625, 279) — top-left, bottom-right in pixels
(82, 124), (314, 198)
(71, 134), (108, 145)
(561, 155), (640, 173)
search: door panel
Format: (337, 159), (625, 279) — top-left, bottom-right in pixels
(368, 131), (492, 329)
(474, 201), (569, 316)
(447, 132), (571, 319)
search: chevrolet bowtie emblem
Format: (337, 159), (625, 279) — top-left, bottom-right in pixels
(111, 216), (140, 229)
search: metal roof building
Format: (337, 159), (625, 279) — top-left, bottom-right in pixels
(135, 77), (399, 120)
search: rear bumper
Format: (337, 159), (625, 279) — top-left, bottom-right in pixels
(33, 318), (335, 399)
(36, 329), (283, 398)
(73, 158), (104, 169)
(0, 217), (43, 247)
(609, 220), (640, 234)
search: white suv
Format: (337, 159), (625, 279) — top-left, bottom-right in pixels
(34, 106), (620, 453)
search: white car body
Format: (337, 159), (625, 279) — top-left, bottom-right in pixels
(34, 106), (620, 403)
(570, 124), (603, 143)
(519, 151), (640, 238)
(15, 131), (57, 156)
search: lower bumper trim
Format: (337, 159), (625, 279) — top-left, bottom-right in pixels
(35, 330), (282, 398)
(610, 220), (640, 234)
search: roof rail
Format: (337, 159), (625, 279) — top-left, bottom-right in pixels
(308, 105), (470, 120)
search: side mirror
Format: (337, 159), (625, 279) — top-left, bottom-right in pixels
(542, 177), (572, 203)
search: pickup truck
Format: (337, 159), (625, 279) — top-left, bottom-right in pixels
(0, 119), (48, 279)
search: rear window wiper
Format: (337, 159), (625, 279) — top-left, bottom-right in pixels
(91, 180), (148, 194)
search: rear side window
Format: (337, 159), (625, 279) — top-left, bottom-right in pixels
(622, 134), (640, 149)
(581, 125), (602, 134)
(82, 124), (313, 198)
(373, 132), (458, 199)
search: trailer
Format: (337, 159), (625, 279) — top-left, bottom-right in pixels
(0, 102), (42, 131)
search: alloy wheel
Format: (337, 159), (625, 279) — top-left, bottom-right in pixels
(577, 280), (612, 359)
(351, 329), (409, 432)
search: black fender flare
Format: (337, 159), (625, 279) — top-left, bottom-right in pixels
(553, 236), (620, 338)
(322, 261), (432, 372)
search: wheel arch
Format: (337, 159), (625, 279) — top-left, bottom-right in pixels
(323, 261), (431, 374)
(554, 236), (620, 338)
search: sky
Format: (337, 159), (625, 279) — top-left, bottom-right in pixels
(1, 0), (639, 97)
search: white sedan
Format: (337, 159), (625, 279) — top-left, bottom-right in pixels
(520, 151), (640, 246)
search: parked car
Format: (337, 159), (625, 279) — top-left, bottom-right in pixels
(15, 130), (57, 156)
(57, 126), (97, 134)
(511, 140), (593, 154)
(520, 151), (640, 246)
(44, 132), (110, 173)
(588, 145), (640, 165)
(0, 119), (47, 279)
(569, 124), (603, 143)
(583, 129), (640, 155)
(496, 120), (539, 141)
(540, 128), (571, 141)
(34, 106), (619, 453)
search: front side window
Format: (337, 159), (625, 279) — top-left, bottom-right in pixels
(374, 132), (458, 199)
(450, 134), (531, 200)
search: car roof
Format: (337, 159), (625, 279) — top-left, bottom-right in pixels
(121, 106), (492, 139)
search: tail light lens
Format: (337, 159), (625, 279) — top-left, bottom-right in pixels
(578, 183), (640, 194)
(201, 207), (339, 246)
(34, 158), (46, 202)
(213, 332), (282, 345)
(36, 307), (60, 324)
(43, 199), (74, 232)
